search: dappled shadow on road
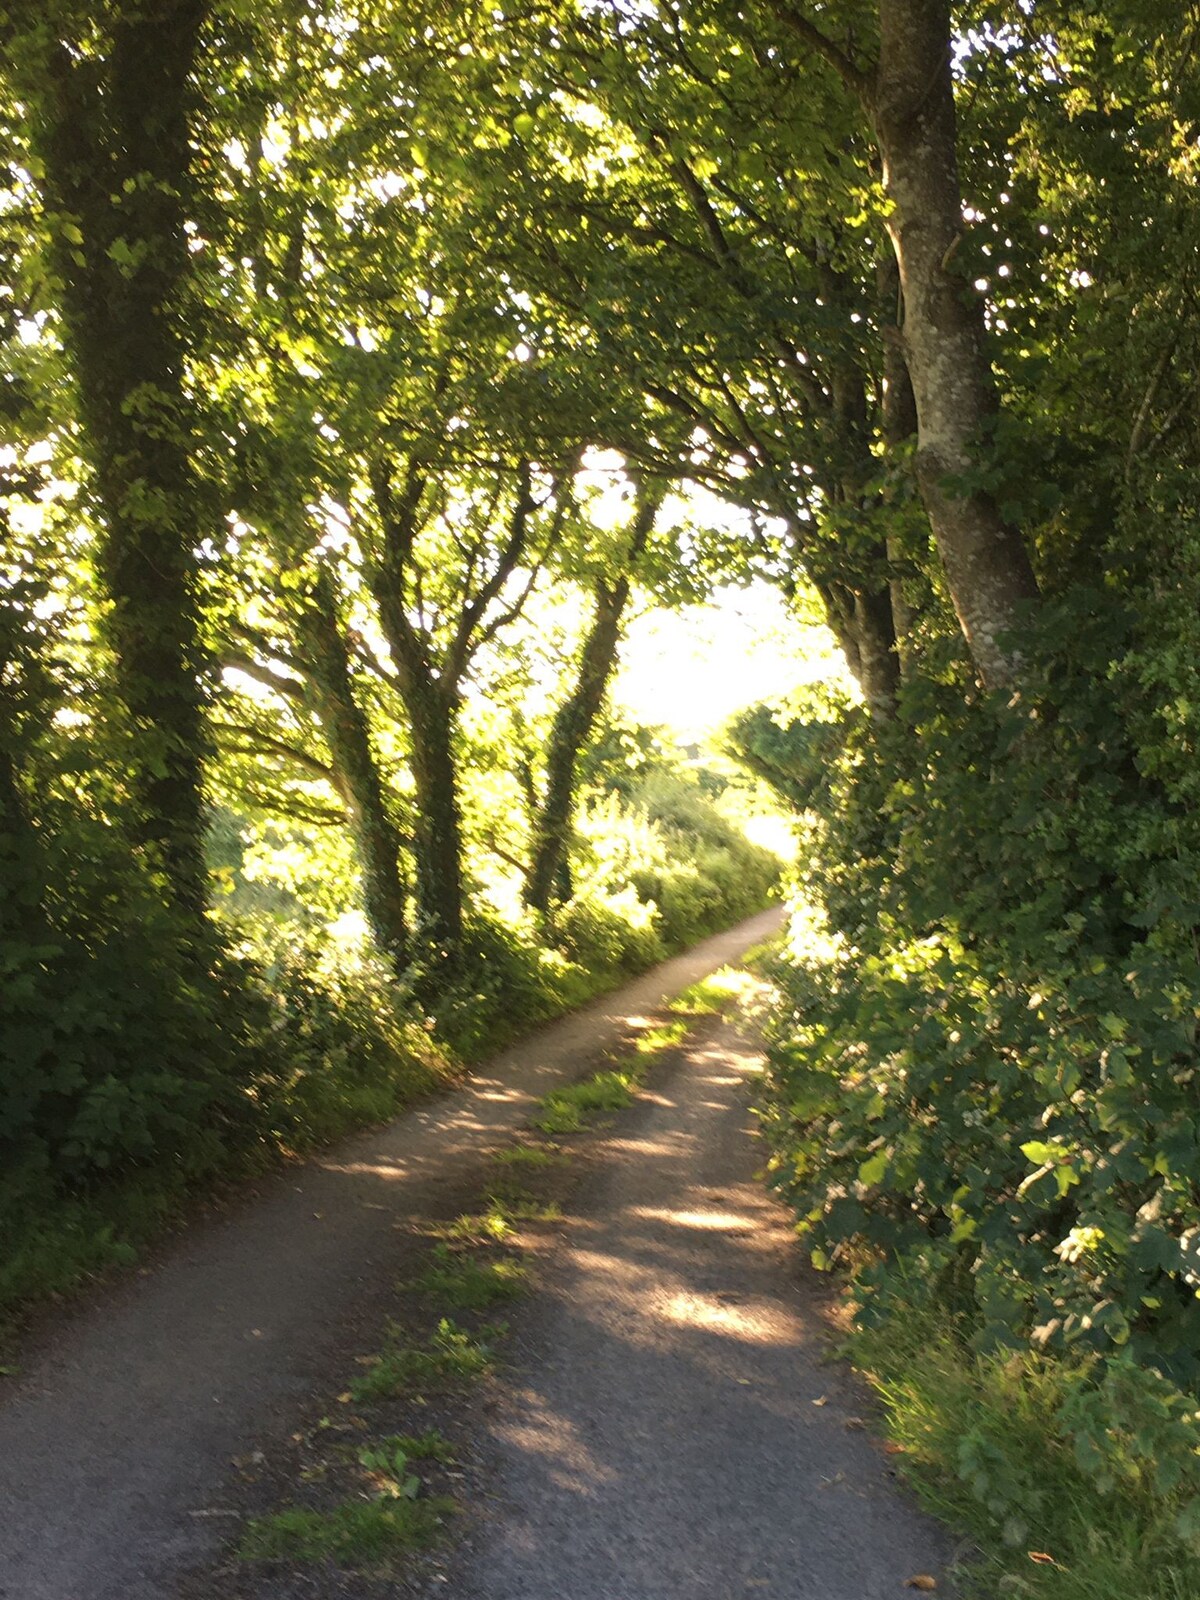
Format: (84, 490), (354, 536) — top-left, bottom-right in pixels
(455, 1034), (948, 1600)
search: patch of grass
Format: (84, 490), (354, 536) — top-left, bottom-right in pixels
(490, 1143), (567, 1169)
(485, 1194), (562, 1223)
(412, 1245), (528, 1310)
(533, 1067), (638, 1134)
(351, 1317), (502, 1402)
(635, 1019), (690, 1052)
(669, 967), (753, 1017)
(852, 1305), (1200, 1600)
(238, 1494), (452, 1565)
(371, 1429), (456, 1465)
(435, 1208), (515, 1245)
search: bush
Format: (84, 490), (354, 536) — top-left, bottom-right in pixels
(751, 593), (1200, 1585)
(550, 887), (664, 976)
(575, 771), (780, 954)
(233, 920), (451, 1150)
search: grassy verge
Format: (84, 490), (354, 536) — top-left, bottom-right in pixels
(850, 1304), (1200, 1599)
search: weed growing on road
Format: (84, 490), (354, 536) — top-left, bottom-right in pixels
(670, 968), (754, 1017)
(491, 1143), (567, 1168)
(358, 1441), (421, 1498)
(413, 1245), (528, 1310)
(436, 1208), (515, 1244)
(485, 1193), (562, 1222)
(530, 1010), (701, 1135)
(352, 1317), (502, 1402)
(239, 1495), (452, 1565)
(534, 1068), (638, 1134)
(635, 1020), (690, 1052)
(371, 1429), (456, 1464)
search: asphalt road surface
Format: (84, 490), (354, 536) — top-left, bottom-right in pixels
(446, 1006), (952, 1600)
(0, 910), (792, 1600)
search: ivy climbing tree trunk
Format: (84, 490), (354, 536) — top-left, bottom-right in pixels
(24, 0), (213, 917)
(526, 486), (663, 914)
(293, 572), (410, 967)
(401, 679), (464, 952)
(837, 422), (901, 723)
(872, 0), (1039, 688)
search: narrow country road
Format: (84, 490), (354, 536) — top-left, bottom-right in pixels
(446, 1011), (952, 1600)
(0, 911), (784, 1600)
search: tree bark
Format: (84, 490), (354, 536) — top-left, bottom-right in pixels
(28, 0), (213, 917)
(878, 252), (921, 673)
(371, 574), (464, 951)
(526, 489), (661, 913)
(873, 0), (1039, 688)
(820, 285), (902, 721)
(401, 677), (464, 951)
(293, 573), (410, 966)
(366, 461), (466, 952)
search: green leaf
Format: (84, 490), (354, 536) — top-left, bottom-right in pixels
(858, 1150), (889, 1187)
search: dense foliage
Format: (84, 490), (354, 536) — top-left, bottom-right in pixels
(0, 0), (789, 1315)
(743, 7), (1200, 1550)
(4, 0), (1200, 1574)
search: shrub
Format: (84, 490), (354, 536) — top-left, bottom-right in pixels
(752, 594), (1200, 1577)
(574, 771), (780, 955)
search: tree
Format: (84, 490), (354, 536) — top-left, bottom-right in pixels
(12, 0), (217, 915)
(477, 1), (923, 718)
(767, 0), (1040, 686)
(526, 474), (667, 912)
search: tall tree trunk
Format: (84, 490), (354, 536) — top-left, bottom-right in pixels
(823, 304), (902, 721)
(369, 557), (464, 951)
(878, 252), (921, 673)
(873, 0), (1039, 688)
(27, 0), (212, 917)
(402, 677), (464, 951)
(294, 574), (409, 966)
(526, 492), (660, 914)
(816, 577), (899, 721)
(853, 587), (901, 717)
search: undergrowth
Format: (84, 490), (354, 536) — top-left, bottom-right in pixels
(752, 614), (1200, 1597)
(852, 1300), (1200, 1597)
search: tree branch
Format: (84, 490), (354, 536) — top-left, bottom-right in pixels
(767, 0), (875, 104)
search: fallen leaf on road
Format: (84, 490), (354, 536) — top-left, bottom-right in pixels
(905, 1577), (937, 1591)
(844, 1416), (867, 1429)
(811, 1395), (828, 1406)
